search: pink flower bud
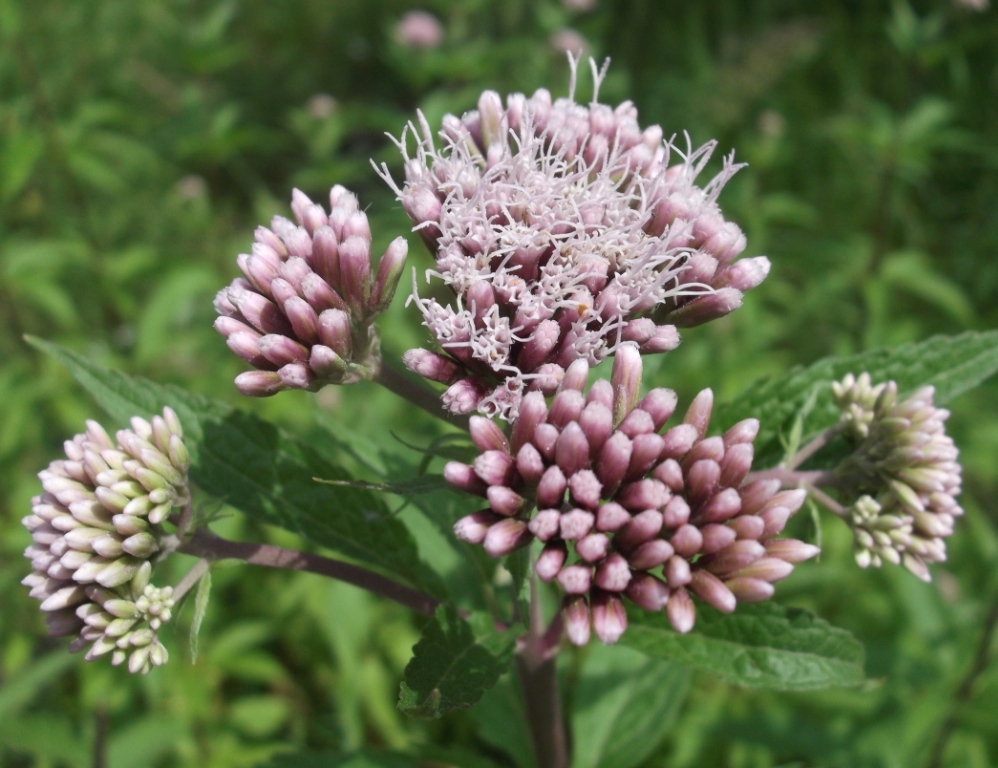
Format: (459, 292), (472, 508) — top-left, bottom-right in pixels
(629, 538), (675, 570)
(596, 432), (632, 493)
(615, 509), (664, 552)
(725, 577), (775, 602)
(667, 587), (696, 633)
(764, 539), (820, 564)
(558, 564), (593, 594)
(536, 542), (568, 581)
(404, 349), (461, 384)
(568, 469), (603, 509)
(731, 557), (795, 583)
(469, 416), (510, 453)
(594, 554), (633, 592)
(592, 591), (628, 644)
(528, 509), (562, 542)
(560, 509), (595, 540)
(611, 343), (643, 426)
(575, 533), (610, 562)
(670, 525), (703, 559)
(719, 443), (754, 489)
(549, 390), (586, 429)
(555, 423), (590, 477)
(626, 573), (670, 611)
(234, 371), (284, 397)
(626, 433), (665, 481)
(370, 237), (408, 315)
(483, 518), (532, 557)
(699, 523), (738, 555)
(487, 486), (525, 516)
(689, 570), (736, 613)
(616, 479), (670, 512)
(536, 465), (567, 508)
(563, 595), (591, 646)
(702, 539), (766, 577)
(442, 378), (488, 414)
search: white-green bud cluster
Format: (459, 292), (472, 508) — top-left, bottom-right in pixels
(70, 561), (173, 674)
(832, 374), (962, 582)
(21, 407), (189, 672)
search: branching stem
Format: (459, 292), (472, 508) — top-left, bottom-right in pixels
(373, 358), (470, 430)
(177, 527), (440, 616)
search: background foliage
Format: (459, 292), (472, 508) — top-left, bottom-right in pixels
(2, 0), (997, 765)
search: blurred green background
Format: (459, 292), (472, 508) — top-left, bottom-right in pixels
(2, 0), (997, 765)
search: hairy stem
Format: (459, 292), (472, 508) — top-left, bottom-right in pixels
(516, 576), (569, 768)
(172, 558), (212, 603)
(373, 358), (470, 430)
(178, 527), (440, 616)
(744, 466), (848, 518)
(788, 424), (844, 470)
(744, 466), (829, 489)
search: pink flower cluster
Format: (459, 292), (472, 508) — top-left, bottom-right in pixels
(214, 187), (407, 396)
(378, 59), (769, 420)
(445, 345), (818, 644)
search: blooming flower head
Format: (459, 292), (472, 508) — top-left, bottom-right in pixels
(445, 345), (817, 644)
(832, 373), (963, 581)
(378, 58), (769, 421)
(21, 408), (190, 673)
(214, 186), (408, 396)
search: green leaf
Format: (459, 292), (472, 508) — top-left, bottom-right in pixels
(26, 337), (443, 595)
(189, 568), (212, 664)
(572, 644), (691, 768)
(398, 606), (517, 719)
(621, 603), (865, 691)
(714, 330), (998, 467)
(1, 130), (45, 201)
(0, 651), (78, 720)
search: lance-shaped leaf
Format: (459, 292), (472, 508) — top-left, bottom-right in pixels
(621, 603), (865, 691)
(399, 606), (517, 719)
(26, 336), (444, 596)
(714, 330), (998, 467)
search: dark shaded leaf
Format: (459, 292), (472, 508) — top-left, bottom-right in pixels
(399, 606), (517, 718)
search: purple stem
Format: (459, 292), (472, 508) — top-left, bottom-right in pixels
(787, 423), (844, 470)
(373, 358), (470, 431)
(515, 575), (569, 768)
(744, 466), (848, 518)
(178, 527), (440, 616)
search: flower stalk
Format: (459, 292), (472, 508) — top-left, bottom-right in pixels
(177, 526), (441, 616)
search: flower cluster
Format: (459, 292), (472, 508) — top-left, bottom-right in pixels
(446, 345), (818, 644)
(378, 59), (769, 420)
(214, 186), (408, 396)
(832, 373), (963, 581)
(21, 408), (189, 673)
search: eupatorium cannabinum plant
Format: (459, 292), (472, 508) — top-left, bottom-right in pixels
(22, 56), (992, 768)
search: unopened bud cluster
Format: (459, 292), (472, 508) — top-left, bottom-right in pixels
(379, 59), (768, 420)
(21, 408), (189, 673)
(832, 373), (963, 581)
(214, 186), (408, 396)
(446, 345), (818, 644)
